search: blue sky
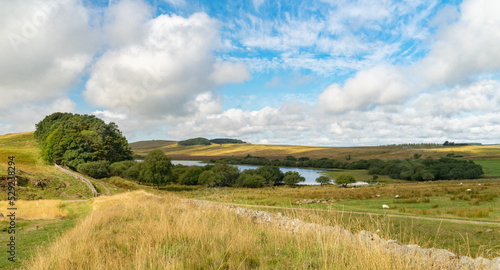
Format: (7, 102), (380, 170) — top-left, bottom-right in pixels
(1, 0), (500, 146)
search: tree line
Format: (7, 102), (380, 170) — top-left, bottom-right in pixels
(215, 155), (484, 181)
(178, 137), (245, 146)
(81, 149), (306, 188)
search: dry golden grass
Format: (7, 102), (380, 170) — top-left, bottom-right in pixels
(132, 140), (500, 161)
(0, 200), (67, 219)
(27, 190), (471, 269)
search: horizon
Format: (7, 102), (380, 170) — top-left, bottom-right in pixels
(1, 0), (500, 146)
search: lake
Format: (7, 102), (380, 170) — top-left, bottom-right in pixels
(171, 160), (369, 186)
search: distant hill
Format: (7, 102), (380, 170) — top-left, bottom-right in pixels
(129, 140), (178, 150)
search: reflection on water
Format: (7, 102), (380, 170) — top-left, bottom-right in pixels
(171, 160), (369, 186)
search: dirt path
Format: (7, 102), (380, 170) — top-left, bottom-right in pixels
(220, 202), (500, 226)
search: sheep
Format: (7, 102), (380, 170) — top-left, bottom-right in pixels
(394, 195), (399, 199)
(382, 205), (390, 209)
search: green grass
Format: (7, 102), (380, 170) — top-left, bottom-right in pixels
(0, 200), (92, 269)
(475, 160), (500, 176)
(165, 179), (500, 259)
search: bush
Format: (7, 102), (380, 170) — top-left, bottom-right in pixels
(237, 170), (267, 188)
(255, 166), (284, 186)
(283, 171), (305, 186)
(335, 173), (356, 187)
(315, 175), (331, 185)
(109, 160), (137, 176)
(77, 160), (110, 179)
(179, 166), (203, 185)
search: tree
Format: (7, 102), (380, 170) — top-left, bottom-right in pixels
(315, 175), (331, 185)
(283, 171), (305, 186)
(76, 160), (110, 179)
(139, 150), (173, 189)
(237, 170), (266, 188)
(255, 166), (284, 186)
(335, 173), (356, 187)
(179, 166), (203, 185)
(34, 112), (133, 169)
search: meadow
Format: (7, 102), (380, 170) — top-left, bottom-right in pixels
(130, 140), (500, 161)
(0, 132), (499, 268)
(24, 191), (486, 269)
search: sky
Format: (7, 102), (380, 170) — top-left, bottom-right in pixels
(1, 0), (500, 146)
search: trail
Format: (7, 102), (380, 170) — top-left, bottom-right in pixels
(218, 202), (500, 226)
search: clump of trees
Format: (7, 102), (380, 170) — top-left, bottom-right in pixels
(216, 155), (483, 181)
(178, 137), (246, 146)
(210, 138), (245, 144)
(34, 112), (133, 169)
(178, 137), (212, 146)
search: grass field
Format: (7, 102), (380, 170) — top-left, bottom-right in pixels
(1, 132), (499, 268)
(167, 179), (500, 259)
(475, 160), (500, 176)
(130, 139), (500, 161)
(25, 191), (478, 269)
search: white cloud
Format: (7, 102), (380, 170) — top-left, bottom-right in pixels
(318, 65), (411, 113)
(103, 0), (152, 47)
(0, 0), (96, 107)
(416, 0), (500, 86)
(84, 11), (249, 119)
(0, 99), (76, 134)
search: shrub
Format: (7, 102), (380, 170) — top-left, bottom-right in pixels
(335, 174), (356, 187)
(283, 171), (305, 186)
(179, 167), (203, 185)
(109, 160), (137, 176)
(237, 170), (267, 188)
(77, 160), (110, 179)
(315, 175), (331, 185)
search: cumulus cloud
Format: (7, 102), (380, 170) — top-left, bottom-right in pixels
(318, 65), (411, 113)
(0, 0), (96, 106)
(416, 0), (500, 86)
(84, 10), (249, 119)
(0, 99), (76, 134)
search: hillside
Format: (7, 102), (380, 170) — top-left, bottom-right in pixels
(0, 132), (93, 200)
(130, 139), (500, 161)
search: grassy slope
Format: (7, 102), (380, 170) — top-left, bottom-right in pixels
(131, 140), (500, 161)
(0, 132), (94, 200)
(26, 191), (469, 269)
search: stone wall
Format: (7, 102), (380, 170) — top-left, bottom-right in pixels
(54, 164), (98, 197)
(185, 199), (500, 270)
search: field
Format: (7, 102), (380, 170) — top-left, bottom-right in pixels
(23, 191), (489, 269)
(130, 140), (500, 161)
(0, 132), (499, 268)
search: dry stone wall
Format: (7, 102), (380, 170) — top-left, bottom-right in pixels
(54, 164), (99, 197)
(185, 199), (500, 270)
